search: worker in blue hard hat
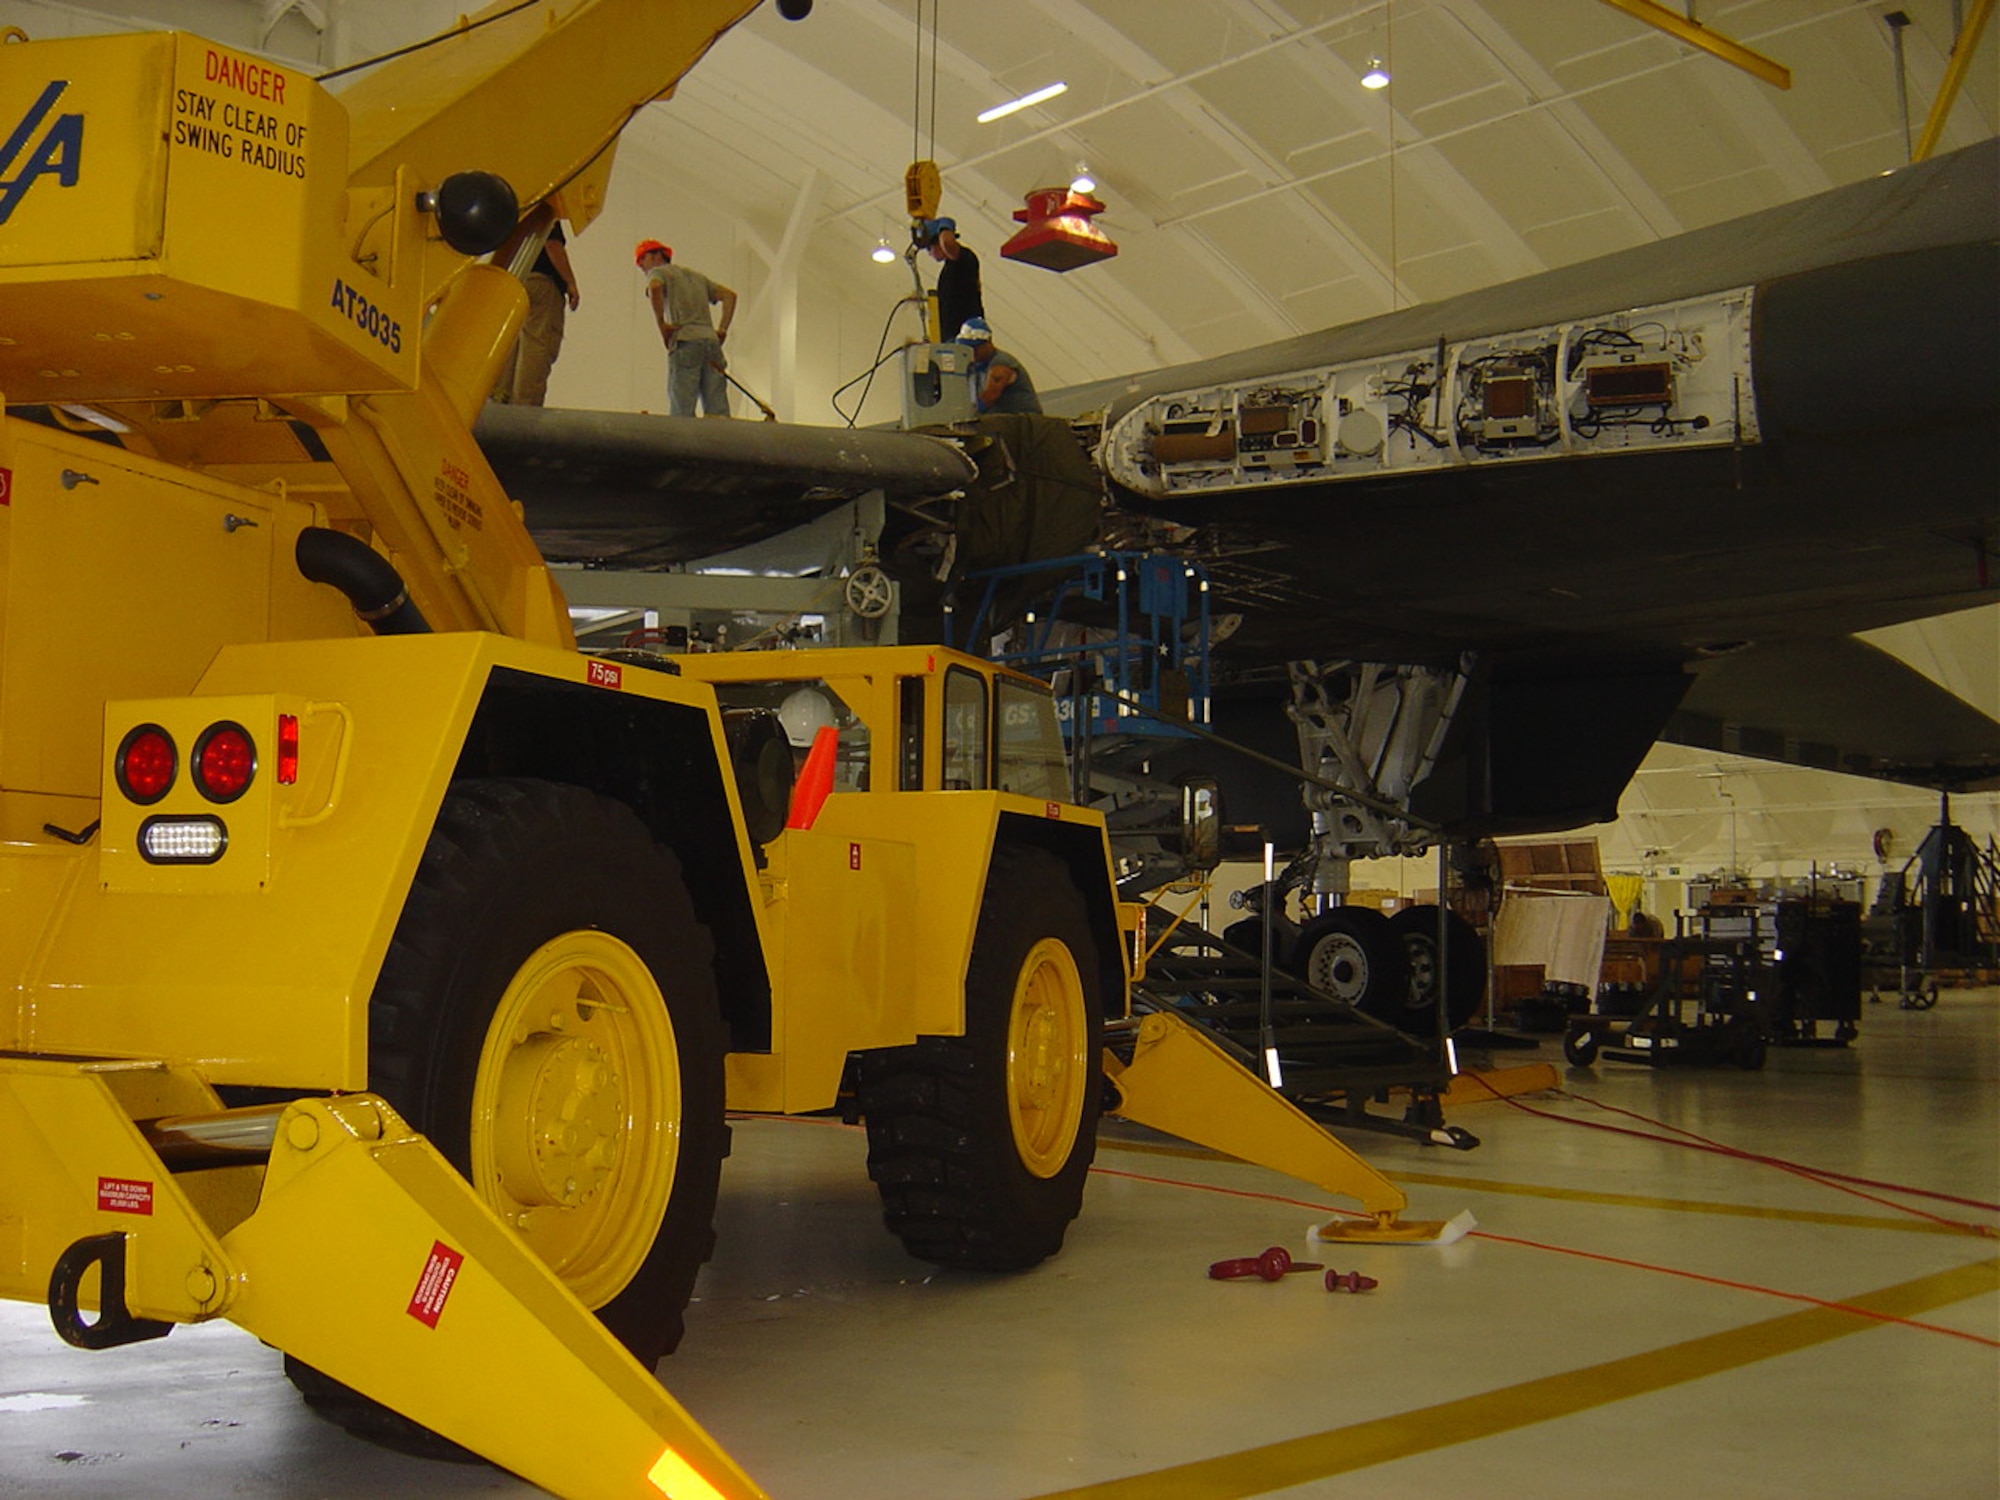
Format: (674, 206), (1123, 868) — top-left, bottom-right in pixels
(957, 317), (1041, 415)
(916, 215), (983, 347)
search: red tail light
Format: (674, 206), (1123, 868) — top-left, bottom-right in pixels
(276, 713), (299, 785)
(116, 725), (177, 805)
(193, 722), (256, 803)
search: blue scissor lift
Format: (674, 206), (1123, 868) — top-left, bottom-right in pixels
(947, 549), (1213, 765)
(949, 549), (1472, 1148)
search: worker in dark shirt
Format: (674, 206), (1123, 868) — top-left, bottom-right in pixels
(491, 209), (579, 405)
(918, 217), (982, 346)
(958, 317), (1041, 414)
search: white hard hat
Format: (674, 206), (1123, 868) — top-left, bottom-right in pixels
(778, 687), (836, 748)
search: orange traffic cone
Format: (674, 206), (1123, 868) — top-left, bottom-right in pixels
(786, 724), (838, 829)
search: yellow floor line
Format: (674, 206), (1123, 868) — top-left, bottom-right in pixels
(1095, 1137), (1977, 1237)
(1023, 1257), (2000, 1500)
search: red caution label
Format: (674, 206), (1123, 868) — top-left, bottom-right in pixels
(406, 1241), (464, 1329)
(0, 468), (12, 504)
(1046, 801), (1063, 819)
(586, 658), (623, 691)
(97, 1177), (153, 1215)
(849, 841), (862, 871)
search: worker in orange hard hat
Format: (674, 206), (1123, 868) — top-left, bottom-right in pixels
(635, 239), (737, 417)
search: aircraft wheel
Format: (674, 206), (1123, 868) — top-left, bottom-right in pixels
(288, 779), (728, 1447)
(1295, 907), (1407, 1014)
(1381, 905), (1487, 1033)
(1563, 1028), (1600, 1068)
(856, 846), (1103, 1270)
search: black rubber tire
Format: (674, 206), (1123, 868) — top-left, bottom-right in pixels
(287, 779), (728, 1446)
(1380, 905), (1486, 1034)
(1294, 907), (1407, 1014)
(1563, 1028), (1600, 1068)
(856, 846), (1103, 1270)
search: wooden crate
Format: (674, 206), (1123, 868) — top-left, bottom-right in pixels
(1497, 839), (1606, 897)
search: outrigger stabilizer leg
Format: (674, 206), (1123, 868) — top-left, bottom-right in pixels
(1102, 1011), (1476, 1246)
(1, 1058), (766, 1500)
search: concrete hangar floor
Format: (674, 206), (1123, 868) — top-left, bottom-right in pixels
(2, 993), (1995, 1500)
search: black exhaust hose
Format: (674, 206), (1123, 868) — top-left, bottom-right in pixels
(295, 526), (432, 636)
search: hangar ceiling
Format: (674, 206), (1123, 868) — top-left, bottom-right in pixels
(612, 0), (1997, 389)
(16, 0), (1996, 400)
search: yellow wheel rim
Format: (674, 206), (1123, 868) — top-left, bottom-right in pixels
(1006, 937), (1089, 1179)
(469, 930), (679, 1309)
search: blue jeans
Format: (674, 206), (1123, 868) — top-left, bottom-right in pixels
(668, 338), (731, 417)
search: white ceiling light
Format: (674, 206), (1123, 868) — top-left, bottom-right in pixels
(1070, 163), (1096, 193)
(871, 238), (897, 263)
(1361, 57), (1390, 90)
(977, 81), (1067, 123)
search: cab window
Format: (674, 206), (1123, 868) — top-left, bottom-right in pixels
(942, 667), (987, 790)
(995, 678), (1068, 799)
(711, 679), (870, 793)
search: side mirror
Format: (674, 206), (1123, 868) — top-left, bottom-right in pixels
(1180, 776), (1222, 874)
(721, 709), (795, 846)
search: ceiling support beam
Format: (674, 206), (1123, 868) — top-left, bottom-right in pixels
(747, 167), (826, 423)
(1913, 0), (1994, 161)
(1596, 0), (1792, 89)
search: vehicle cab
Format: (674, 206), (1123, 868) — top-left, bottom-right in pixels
(675, 644), (1071, 802)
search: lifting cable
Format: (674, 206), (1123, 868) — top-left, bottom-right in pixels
(830, 0), (943, 425)
(912, 0), (940, 172)
(316, 0), (540, 81)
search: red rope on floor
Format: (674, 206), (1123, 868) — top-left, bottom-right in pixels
(1466, 1228), (2000, 1350)
(1556, 1086), (2000, 1213)
(1089, 1163), (1338, 1212)
(1089, 1165), (2000, 1349)
(1453, 1074), (1998, 1236)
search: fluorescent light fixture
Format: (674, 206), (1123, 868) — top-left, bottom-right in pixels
(1361, 57), (1390, 89)
(871, 238), (897, 263)
(1264, 1045), (1285, 1089)
(977, 80), (1067, 123)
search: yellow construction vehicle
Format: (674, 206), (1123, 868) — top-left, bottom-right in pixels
(0, 4), (1459, 1496)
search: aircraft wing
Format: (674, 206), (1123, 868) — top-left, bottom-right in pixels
(1046, 138), (1999, 667)
(476, 404), (975, 567)
(1668, 636), (2000, 793)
